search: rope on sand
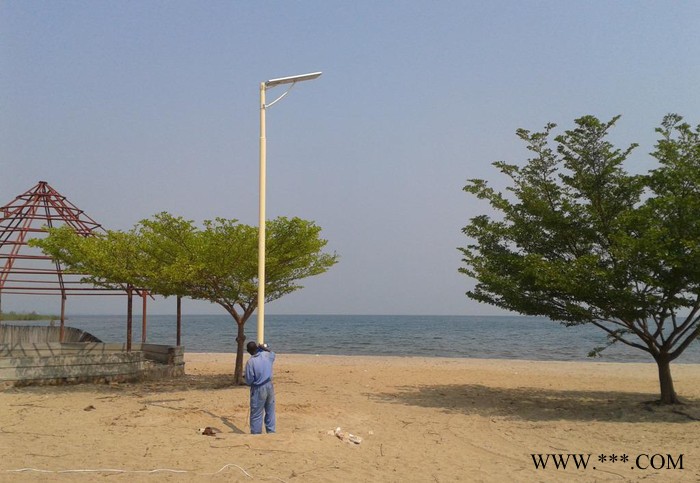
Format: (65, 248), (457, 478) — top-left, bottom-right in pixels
(4, 463), (254, 478)
(211, 464), (253, 478)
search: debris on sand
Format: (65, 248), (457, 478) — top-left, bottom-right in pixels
(198, 427), (221, 436)
(333, 427), (362, 444)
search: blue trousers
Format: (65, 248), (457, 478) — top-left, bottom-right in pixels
(250, 382), (275, 434)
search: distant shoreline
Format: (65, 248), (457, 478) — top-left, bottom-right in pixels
(185, 351), (700, 365)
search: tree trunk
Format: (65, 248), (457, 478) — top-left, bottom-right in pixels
(126, 285), (133, 352)
(656, 356), (680, 404)
(234, 322), (246, 385)
(176, 296), (182, 347)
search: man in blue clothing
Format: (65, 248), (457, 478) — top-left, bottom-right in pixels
(245, 341), (276, 434)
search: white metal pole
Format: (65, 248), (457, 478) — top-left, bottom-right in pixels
(257, 82), (267, 344)
(256, 72), (320, 345)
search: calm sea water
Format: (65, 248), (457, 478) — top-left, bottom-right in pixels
(8, 314), (700, 363)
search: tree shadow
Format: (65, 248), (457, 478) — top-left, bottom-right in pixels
(3, 373), (247, 395)
(374, 384), (700, 423)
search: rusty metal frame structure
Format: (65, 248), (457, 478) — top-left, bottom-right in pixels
(0, 181), (150, 346)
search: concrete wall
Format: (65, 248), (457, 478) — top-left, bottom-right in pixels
(0, 342), (185, 386)
(0, 324), (102, 344)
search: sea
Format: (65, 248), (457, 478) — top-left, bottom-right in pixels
(8, 314), (700, 364)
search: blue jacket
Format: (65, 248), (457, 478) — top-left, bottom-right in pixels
(245, 350), (276, 386)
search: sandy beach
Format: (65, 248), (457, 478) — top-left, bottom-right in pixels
(2, 353), (700, 482)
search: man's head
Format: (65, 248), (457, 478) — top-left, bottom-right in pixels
(246, 341), (259, 355)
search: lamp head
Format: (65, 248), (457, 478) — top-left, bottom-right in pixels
(265, 71), (322, 88)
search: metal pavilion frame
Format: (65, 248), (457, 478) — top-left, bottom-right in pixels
(0, 181), (151, 347)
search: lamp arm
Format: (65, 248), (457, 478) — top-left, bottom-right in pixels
(264, 82), (297, 109)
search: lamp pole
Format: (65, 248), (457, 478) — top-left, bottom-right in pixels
(258, 71), (322, 344)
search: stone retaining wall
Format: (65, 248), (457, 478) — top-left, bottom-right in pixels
(0, 342), (185, 386)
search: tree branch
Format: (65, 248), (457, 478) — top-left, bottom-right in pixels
(669, 322), (700, 360)
(666, 299), (700, 347)
(590, 320), (651, 353)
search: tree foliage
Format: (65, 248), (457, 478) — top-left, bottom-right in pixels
(31, 226), (142, 289)
(460, 114), (700, 404)
(33, 214), (338, 384)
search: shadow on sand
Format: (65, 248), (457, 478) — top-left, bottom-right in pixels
(375, 384), (700, 423)
(3, 373), (246, 395)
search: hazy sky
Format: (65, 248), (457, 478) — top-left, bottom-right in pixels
(1, 1), (699, 316)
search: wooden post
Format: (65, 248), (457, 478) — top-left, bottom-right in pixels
(141, 290), (147, 343)
(59, 296), (66, 342)
(126, 285), (133, 352)
(176, 295), (182, 347)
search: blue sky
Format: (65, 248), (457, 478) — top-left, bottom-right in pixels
(1, 1), (699, 316)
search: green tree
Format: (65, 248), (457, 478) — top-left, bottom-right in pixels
(460, 114), (700, 404)
(140, 214), (338, 384)
(35, 214), (338, 384)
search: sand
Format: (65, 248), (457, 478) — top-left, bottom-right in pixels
(2, 353), (700, 482)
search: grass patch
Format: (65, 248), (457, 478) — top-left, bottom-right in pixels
(0, 311), (61, 321)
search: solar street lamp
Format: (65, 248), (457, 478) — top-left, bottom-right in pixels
(258, 71), (322, 344)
